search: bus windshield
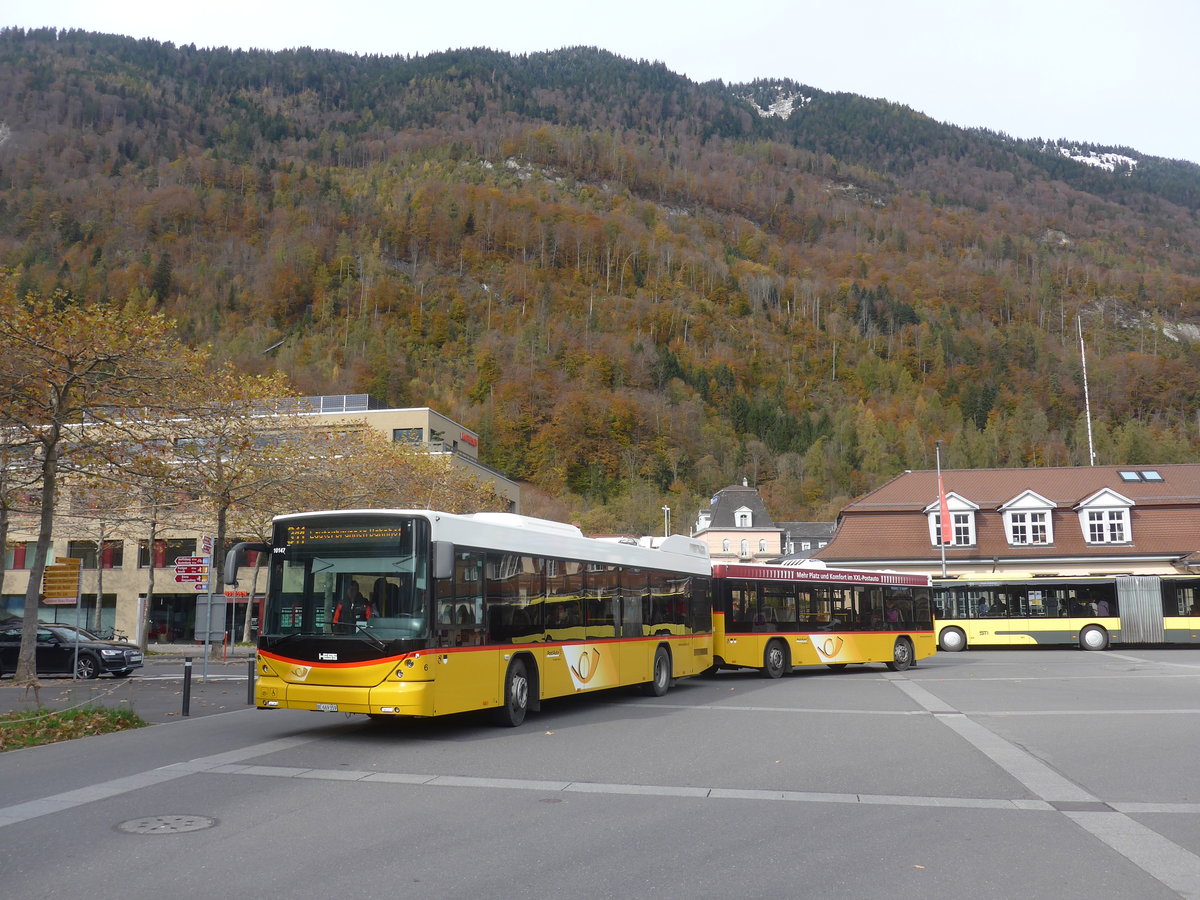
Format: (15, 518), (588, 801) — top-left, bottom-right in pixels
(264, 515), (431, 643)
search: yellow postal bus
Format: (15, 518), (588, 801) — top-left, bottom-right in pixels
(225, 510), (712, 726)
(710, 562), (935, 676)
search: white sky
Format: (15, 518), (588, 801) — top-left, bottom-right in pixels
(7, 0), (1198, 163)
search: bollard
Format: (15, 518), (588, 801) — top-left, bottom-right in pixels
(182, 656), (193, 717)
(247, 657), (255, 705)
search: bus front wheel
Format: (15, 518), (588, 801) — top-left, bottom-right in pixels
(938, 627), (967, 652)
(1079, 625), (1109, 651)
(643, 647), (671, 696)
(762, 640), (787, 678)
(496, 659), (530, 727)
(886, 638), (914, 672)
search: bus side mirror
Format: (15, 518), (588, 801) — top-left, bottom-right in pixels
(432, 541), (454, 580)
(224, 542), (271, 587)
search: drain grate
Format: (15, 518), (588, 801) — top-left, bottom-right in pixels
(118, 815), (217, 834)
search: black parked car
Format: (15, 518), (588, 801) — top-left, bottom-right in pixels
(0, 622), (143, 679)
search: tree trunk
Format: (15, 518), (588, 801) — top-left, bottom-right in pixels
(139, 517), (157, 652)
(16, 440), (59, 683)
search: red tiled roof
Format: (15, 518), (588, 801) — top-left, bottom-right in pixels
(816, 464), (1200, 565)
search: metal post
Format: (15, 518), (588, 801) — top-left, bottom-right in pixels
(182, 657), (193, 717)
(661, 505), (670, 537)
(246, 657), (255, 705)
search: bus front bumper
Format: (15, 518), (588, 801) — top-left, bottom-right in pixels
(256, 679), (436, 717)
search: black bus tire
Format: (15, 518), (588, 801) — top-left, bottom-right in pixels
(1079, 625), (1109, 651)
(762, 640), (787, 679)
(886, 638), (914, 672)
(643, 646), (671, 696)
(938, 627), (967, 652)
(496, 658), (530, 727)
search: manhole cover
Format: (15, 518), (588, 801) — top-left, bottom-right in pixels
(118, 815), (217, 834)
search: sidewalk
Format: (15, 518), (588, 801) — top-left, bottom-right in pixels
(0, 651), (259, 725)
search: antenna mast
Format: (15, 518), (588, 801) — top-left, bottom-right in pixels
(1078, 317), (1096, 466)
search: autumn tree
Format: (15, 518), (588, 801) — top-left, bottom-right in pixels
(0, 278), (203, 683)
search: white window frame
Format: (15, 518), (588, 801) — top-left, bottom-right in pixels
(1075, 489), (1133, 545)
(734, 506), (753, 528)
(1000, 491), (1056, 547)
(925, 492), (978, 547)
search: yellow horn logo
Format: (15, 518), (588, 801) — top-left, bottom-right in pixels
(818, 636), (844, 658)
(570, 649), (599, 684)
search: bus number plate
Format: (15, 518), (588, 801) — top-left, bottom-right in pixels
(316, 703), (338, 712)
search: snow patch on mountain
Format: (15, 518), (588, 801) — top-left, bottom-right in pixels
(1045, 143), (1138, 173)
(740, 88), (812, 120)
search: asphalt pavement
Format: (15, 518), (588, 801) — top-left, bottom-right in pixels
(3, 647), (1200, 899)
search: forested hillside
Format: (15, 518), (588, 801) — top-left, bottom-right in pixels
(2, 28), (1199, 533)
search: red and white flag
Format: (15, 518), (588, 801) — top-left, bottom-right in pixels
(938, 472), (953, 545)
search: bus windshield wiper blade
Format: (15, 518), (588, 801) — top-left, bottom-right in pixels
(355, 627), (387, 651)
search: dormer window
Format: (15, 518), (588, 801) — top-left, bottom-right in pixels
(1000, 491), (1056, 546)
(1076, 489), (1133, 545)
(735, 506), (753, 528)
(924, 492), (978, 547)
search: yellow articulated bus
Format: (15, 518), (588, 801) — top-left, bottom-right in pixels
(224, 510), (713, 726)
(710, 562), (935, 676)
(933, 574), (1200, 651)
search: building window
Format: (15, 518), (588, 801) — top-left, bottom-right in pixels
(138, 538), (198, 568)
(1086, 510), (1128, 543)
(1008, 511), (1050, 545)
(758, 540), (767, 553)
(722, 540), (730, 553)
(1076, 489), (1133, 545)
(931, 512), (975, 547)
(392, 427), (423, 443)
(4, 542), (28, 569)
(735, 507), (752, 528)
(801, 541), (811, 551)
(740, 540), (750, 557)
(67, 540), (124, 569)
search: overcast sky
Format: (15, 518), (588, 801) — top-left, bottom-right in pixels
(8, 0), (1198, 164)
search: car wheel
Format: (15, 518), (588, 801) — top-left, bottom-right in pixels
(76, 654), (100, 679)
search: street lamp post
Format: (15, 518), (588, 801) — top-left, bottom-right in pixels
(661, 506), (671, 538)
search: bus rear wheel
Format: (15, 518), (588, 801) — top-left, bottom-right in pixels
(1079, 625), (1109, 651)
(938, 627), (967, 652)
(643, 647), (671, 696)
(496, 659), (530, 727)
(886, 638), (914, 672)
(762, 640), (787, 678)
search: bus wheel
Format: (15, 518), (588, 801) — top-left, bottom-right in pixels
(938, 627), (967, 652)
(643, 647), (671, 696)
(496, 659), (530, 727)
(1079, 625), (1109, 651)
(886, 638), (914, 672)
(762, 640), (787, 679)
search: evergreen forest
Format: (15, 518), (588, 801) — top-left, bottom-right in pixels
(2, 28), (1199, 533)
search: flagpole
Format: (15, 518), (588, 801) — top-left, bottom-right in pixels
(936, 440), (948, 578)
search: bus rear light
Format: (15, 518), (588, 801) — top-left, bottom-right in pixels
(379, 707), (397, 713)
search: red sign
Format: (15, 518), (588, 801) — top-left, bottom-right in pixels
(174, 573), (208, 583)
(460, 431), (479, 447)
(175, 556), (210, 566)
(174, 565), (209, 575)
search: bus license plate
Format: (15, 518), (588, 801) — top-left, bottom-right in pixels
(316, 703), (338, 712)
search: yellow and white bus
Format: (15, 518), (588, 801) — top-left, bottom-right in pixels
(933, 574), (1200, 651)
(225, 510), (713, 726)
(710, 562), (935, 676)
